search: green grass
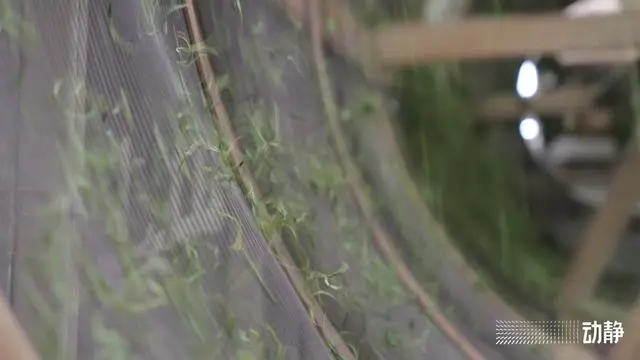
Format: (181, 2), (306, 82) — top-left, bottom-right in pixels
(390, 0), (640, 316)
(396, 64), (567, 311)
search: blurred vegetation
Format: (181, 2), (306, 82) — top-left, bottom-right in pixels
(386, 0), (635, 315)
(396, 64), (566, 313)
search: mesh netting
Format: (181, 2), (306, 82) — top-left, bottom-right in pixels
(8, 0), (329, 358)
(0, 0), (562, 359)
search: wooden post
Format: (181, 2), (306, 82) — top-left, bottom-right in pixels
(556, 145), (640, 314)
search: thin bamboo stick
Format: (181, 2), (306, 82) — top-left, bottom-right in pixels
(0, 291), (41, 360)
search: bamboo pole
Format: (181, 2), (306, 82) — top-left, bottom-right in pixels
(0, 291), (41, 360)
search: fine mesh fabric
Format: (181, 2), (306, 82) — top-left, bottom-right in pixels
(11, 0), (332, 358)
(1, 0), (552, 359)
(193, 0), (477, 359)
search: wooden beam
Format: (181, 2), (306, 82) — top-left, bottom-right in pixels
(556, 144), (640, 314)
(374, 12), (640, 65)
(559, 48), (639, 66)
(475, 85), (600, 119)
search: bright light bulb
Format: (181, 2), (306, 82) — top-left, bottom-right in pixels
(516, 60), (539, 99)
(519, 117), (541, 141)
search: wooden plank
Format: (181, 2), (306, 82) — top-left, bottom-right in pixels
(556, 144), (640, 314)
(475, 85), (599, 119)
(558, 48), (639, 65)
(374, 12), (640, 65)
